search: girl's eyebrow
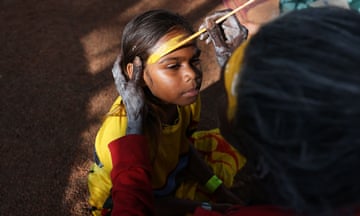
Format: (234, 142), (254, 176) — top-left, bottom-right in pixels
(158, 46), (200, 64)
(158, 57), (179, 64)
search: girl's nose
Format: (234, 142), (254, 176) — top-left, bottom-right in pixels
(184, 66), (196, 82)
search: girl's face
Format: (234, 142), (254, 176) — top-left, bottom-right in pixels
(144, 31), (202, 106)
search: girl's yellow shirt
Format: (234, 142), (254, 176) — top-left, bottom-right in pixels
(93, 95), (201, 192)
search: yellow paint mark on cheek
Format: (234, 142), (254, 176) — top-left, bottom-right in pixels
(147, 35), (185, 65)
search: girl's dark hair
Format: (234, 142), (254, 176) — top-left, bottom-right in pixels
(117, 10), (194, 159)
(120, 9), (194, 69)
(234, 7), (360, 215)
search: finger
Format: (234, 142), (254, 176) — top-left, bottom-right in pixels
(224, 25), (248, 45)
(223, 26), (238, 42)
(205, 16), (217, 29)
(132, 56), (143, 83)
(207, 24), (227, 48)
(223, 15), (241, 32)
(198, 23), (208, 41)
(199, 33), (206, 41)
(205, 37), (212, 44)
(198, 23), (205, 32)
(112, 55), (126, 83)
(199, 33), (209, 41)
(200, 11), (224, 40)
(201, 17), (220, 44)
(223, 16), (248, 44)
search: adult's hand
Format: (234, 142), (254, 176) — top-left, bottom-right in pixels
(199, 9), (248, 67)
(112, 55), (145, 134)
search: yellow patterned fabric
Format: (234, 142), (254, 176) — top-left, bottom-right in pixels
(175, 128), (246, 201)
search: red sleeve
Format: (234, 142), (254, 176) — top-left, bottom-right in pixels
(193, 208), (223, 216)
(109, 135), (154, 216)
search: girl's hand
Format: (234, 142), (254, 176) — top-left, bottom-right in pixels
(112, 55), (145, 134)
(198, 9), (248, 67)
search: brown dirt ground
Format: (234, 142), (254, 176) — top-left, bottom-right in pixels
(0, 0), (278, 215)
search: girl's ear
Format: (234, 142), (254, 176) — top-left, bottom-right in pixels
(126, 63), (134, 79)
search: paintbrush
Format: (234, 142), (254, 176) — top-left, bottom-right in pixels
(147, 0), (255, 64)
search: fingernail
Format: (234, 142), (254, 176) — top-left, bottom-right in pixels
(134, 56), (141, 65)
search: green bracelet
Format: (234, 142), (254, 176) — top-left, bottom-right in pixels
(205, 175), (223, 193)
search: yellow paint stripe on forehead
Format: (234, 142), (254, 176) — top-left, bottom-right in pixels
(147, 34), (190, 65)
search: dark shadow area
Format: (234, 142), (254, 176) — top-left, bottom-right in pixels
(197, 80), (225, 130)
(0, 0), (223, 215)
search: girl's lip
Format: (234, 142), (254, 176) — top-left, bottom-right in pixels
(183, 88), (199, 97)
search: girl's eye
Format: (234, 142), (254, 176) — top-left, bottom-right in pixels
(167, 63), (181, 69)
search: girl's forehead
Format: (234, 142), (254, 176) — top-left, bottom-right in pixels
(156, 30), (189, 45)
(147, 31), (195, 64)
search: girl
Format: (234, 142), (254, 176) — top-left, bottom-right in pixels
(88, 9), (248, 216)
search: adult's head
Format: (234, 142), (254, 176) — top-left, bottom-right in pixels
(223, 6), (360, 214)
